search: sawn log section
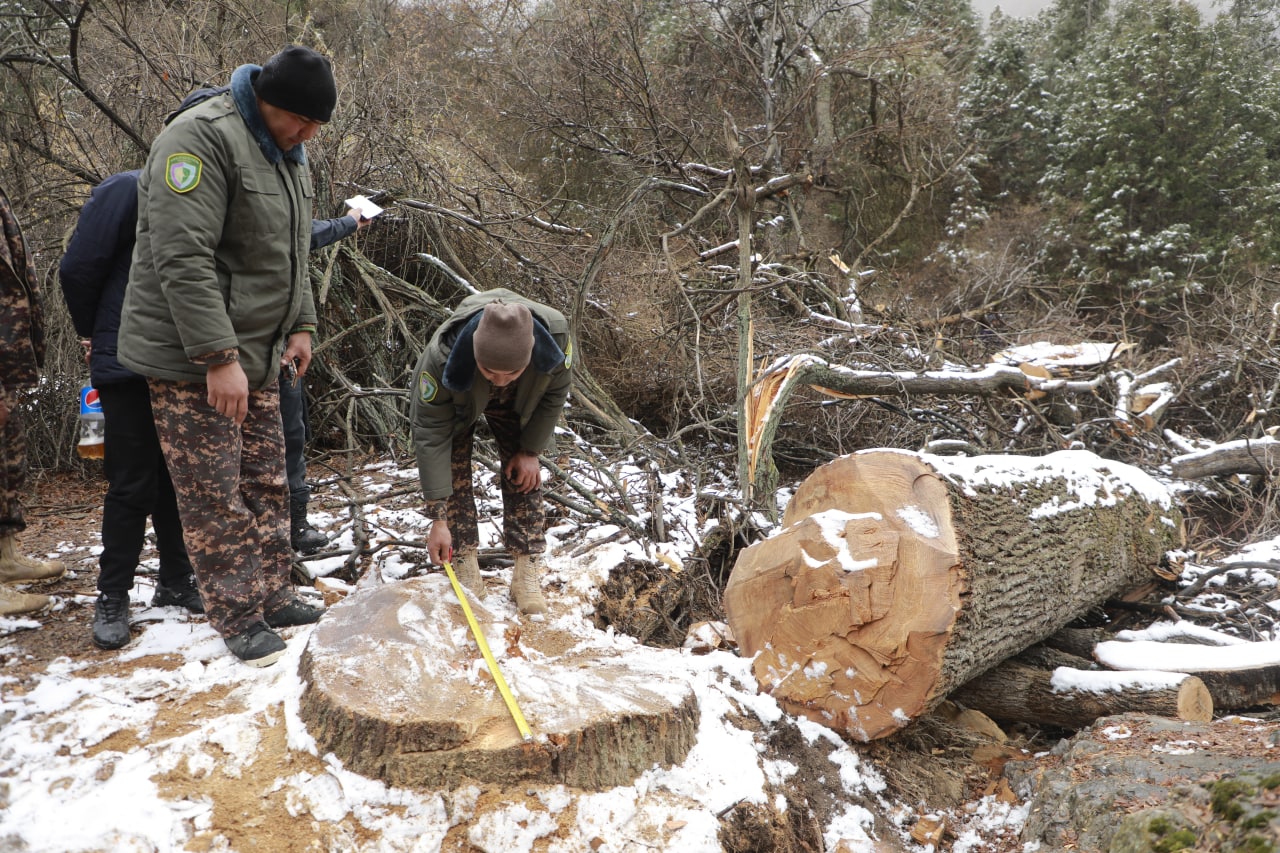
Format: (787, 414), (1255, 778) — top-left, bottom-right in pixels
(723, 449), (1183, 741)
(299, 576), (699, 790)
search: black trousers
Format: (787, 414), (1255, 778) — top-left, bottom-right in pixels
(97, 378), (192, 593)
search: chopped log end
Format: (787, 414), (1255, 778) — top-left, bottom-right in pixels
(1177, 677), (1214, 723)
(726, 478), (960, 741)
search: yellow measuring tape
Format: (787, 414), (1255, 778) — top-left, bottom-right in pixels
(443, 561), (534, 741)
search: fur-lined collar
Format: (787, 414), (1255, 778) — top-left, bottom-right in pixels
(442, 312), (565, 392)
(230, 64), (307, 166)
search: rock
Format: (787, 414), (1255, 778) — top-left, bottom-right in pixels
(1005, 713), (1280, 851)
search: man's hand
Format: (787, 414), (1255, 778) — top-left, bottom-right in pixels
(207, 361), (250, 425)
(427, 520), (452, 565)
(283, 331), (313, 377)
(345, 207), (373, 233)
(505, 451), (542, 494)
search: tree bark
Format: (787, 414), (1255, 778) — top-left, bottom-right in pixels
(1042, 626), (1114, 661)
(951, 662), (1212, 730)
(1096, 637), (1280, 712)
(723, 449), (1183, 741)
(1170, 437), (1280, 478)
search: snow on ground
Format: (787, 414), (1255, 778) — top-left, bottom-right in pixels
(1, 450), (1276, 851)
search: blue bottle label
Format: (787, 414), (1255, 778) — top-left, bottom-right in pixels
(80, 385), (102, 416)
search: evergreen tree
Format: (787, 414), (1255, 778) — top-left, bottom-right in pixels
(1040, 0), (1280, 307)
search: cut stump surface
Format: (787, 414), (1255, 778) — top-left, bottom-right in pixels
(299, 576), (699, 790)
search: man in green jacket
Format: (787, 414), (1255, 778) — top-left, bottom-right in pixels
(118, 45), (336, 667)
(410, 289), (572, 615)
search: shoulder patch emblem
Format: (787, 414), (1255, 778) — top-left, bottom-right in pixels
(563, 340), (574, 369)
(419, 370), (439, 403)
(165, 153), (203, 193)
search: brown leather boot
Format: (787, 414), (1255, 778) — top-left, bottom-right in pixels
(511, 554), (548, 615)
(0, 535), (65, 584)
(452, 550), (485, 599)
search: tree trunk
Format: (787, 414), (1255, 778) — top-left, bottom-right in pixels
(1096, 636), (1280, 712)
(722, 449), (1183, 741)
(951, 661), (1212, 730)
(1170, 436), (1280, 478)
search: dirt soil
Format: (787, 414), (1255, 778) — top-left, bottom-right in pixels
(5, 470), (1279, 853)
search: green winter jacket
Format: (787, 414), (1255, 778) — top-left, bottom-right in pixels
(410, 289), (573, 500)
(118, 65), (316, 389)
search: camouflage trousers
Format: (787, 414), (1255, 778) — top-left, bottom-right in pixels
(0, 386), (27, 536)
(448, 398), (545, 556)
(148, 378), (293, 637)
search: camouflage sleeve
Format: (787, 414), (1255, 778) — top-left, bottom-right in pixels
(190, 347), (239, 366)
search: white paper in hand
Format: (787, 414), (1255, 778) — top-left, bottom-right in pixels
(344, 195), (384, 220)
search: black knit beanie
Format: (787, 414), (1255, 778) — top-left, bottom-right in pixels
(473, 302), (535, 372)
(253, 45), (336, 122)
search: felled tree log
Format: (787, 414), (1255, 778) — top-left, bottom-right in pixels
(1096, 636), (1280, 712)
(723, 449), (1183, 741)
(951, 661), (1212, 730)
(299, 576), (699, 790)
(1043, 626), (1113, 660)
(1170, 436), (1280, 479)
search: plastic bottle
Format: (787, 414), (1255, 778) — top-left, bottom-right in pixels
(77, 384), (105, 459)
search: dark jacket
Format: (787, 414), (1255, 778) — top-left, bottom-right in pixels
(410, 289), (573, 499)
(118, 64), (318, 389)
(0, 184), (45, 394)
(59, 170), (143, 386)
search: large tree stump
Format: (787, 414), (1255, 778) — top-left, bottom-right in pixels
(723, 449), (1183, 741)
(298, 576), (699, 790)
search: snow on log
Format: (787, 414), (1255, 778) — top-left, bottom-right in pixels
(950, 661), (1212, 729)
(723, 449), (1183, 741)
(1170, 436), (1280, 479)
(1096, 623), (1280, 711)
(298, 576), (699, 790)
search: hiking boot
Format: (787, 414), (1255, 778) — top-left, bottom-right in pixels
(92, 591), (131, 650)
(265, 597), (325, 628)
(0, 583), (50, 617)
(0, 535), (66, 584)
(452, 550), (485, 599)
(224, 621), (287, 668)
(511, 553), (548, 615)
(290, 499), (328, 554)
(152, 574), (205, 613)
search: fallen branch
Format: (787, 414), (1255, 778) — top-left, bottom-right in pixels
(1171, 436), (1280, 479)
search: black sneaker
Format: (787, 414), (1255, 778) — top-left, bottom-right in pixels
(265, 597), (325, 628)
(152, 575), (205, 614)
(224, 621), (286, 668)
(290, 521), (328, 554)
(92, 591), (131, 650)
